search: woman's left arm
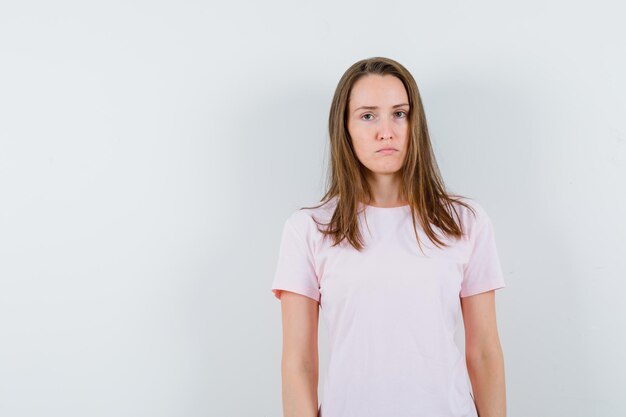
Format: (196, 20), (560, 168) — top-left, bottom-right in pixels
(461, 290), (507, 417)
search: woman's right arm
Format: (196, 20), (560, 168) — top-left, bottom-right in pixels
(279, 290), (320, 417)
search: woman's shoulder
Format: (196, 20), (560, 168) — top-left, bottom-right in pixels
(447, 196), (494, 236)
(284, 197), (337, 236)
(449, 195), (485, 216)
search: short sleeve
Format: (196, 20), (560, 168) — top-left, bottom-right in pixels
(271, 214), (321, 303)
(460, 209), (506, 298)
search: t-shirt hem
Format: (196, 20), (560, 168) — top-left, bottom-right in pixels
(460, 283), (506, 298)
(272, 287), (321, 303)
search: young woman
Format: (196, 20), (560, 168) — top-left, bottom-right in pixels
(271, 57), (507, 417)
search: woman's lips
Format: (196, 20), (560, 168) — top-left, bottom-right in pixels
(377, 149), (397, 155)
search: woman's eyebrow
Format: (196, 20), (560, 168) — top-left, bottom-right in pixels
(353, 103), (410, 112)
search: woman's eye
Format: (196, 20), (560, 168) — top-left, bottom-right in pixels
(361, 111), (407, 121)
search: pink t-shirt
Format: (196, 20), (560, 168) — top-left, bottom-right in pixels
(271, 196), (506, 417)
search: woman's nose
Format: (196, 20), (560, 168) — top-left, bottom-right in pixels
(378, 116), (394, 140)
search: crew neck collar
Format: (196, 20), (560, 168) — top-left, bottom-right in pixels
(360, 202), (410, 210)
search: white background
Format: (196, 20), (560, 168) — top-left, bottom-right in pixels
(1, 1), (625, 416)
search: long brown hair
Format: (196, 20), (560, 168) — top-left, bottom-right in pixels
(302, 56), (477, 254)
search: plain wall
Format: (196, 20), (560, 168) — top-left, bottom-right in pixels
(1, 1), (625, 416)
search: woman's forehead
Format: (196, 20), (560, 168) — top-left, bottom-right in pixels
(349, 75), (409, 109)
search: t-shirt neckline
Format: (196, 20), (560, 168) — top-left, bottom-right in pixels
(361, 202), (410, 211)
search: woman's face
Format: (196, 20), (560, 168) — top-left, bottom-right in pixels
(346, 74), (410, 177)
